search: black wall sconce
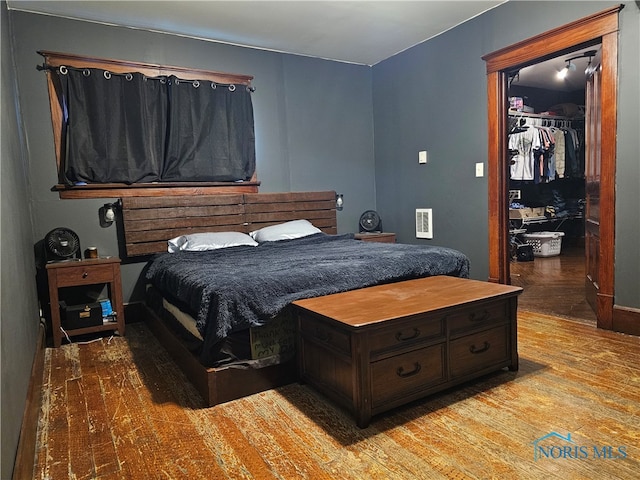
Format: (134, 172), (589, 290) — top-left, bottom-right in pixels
(99, 200), (120, 228)
(336, 193), (344, 211)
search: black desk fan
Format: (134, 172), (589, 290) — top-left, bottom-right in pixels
(359, 210), (382, 233)
(43, 227), (81, 262)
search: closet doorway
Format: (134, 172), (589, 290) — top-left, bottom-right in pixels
(482, 5), (622, 330)
(506, 46), (597, 324)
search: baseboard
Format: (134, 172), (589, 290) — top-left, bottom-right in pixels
(612, 305), (640, 336)
(12, 321), (46, 480)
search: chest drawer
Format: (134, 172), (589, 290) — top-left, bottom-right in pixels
(54, 264), (114, 287)
(448, 300), (508, 335)
(299, 313), (350, 355)
(369, 315), (444, 355)
(449, 325), (509, 377)
(371, 343), (445, 408)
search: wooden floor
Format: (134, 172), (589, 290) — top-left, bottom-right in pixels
(32, 307), (640, 479)
(510, 245), (597, 324)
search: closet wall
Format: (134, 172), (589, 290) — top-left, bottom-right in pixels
(508, 84), (586, 247)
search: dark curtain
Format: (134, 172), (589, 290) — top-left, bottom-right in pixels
(56, 68), (255, 185)
(62, 69), (166, 184)
(163, 77), (256, 182)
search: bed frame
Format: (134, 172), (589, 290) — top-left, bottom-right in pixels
(122, 191), (337, 406)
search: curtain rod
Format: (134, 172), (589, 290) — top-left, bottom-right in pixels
(37, 63), (256, 92)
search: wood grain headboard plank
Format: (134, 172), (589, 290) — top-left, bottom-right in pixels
(246, 210), (336, 228)
(122, 194), (244, 209)
(243, 191), (335, 204)
(121, 191), (337, 257)
(244, 200), (336, 214)
(124, 205), (245, 223)
(125, 217), (247, 234)
(126, 241), (175, 257)
(125, 224), (249, 243)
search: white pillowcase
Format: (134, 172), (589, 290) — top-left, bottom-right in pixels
(249, 219), (322, 242)
(168, 231), (258, 252)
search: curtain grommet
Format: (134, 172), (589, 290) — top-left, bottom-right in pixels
(228, 84), (236, 92)
(211, 82), (217, 90)
(82, 69), (90, 77)
(58, 66), (68, 75)
(125, 73), (133, 81)
(192, 80), (200, 88)
(103, 70), (111, 80)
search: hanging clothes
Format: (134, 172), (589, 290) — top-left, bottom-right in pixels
(551, 127), (566, 178)
(508, 127), (540, 181)
(508, 114), (582, 183)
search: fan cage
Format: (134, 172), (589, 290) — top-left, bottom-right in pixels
(45, 228), (81, 260)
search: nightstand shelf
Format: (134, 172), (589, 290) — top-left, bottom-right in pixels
(45, 257), (125, 347)
(354, 232), (396, 243)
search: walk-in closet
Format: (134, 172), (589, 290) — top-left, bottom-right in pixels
(506, 47), (600, 324)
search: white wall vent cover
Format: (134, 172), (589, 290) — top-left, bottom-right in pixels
(416, 208), (433, 239)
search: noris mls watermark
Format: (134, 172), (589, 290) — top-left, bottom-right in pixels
(532, 432), (627, 461)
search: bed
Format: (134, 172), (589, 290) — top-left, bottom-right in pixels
(122, 191), (470, 406)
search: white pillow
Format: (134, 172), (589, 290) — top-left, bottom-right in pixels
(249, 219), (322, 242)
(168, 231), (258, 252)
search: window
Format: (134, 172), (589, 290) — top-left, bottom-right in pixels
(39, 51), (260, 198)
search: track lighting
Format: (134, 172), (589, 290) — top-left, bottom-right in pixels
(556, 50), (597, 81)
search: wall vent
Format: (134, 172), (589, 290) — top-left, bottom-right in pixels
(416, 208), (433, 239)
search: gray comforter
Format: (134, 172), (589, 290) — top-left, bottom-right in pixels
(145, 233), (469, 355)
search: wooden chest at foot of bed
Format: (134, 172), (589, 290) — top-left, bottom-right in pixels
(293, 276), (522, 428)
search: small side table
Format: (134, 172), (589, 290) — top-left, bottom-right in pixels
(46, 257), (125, 347)
(354, 232), (396, 243)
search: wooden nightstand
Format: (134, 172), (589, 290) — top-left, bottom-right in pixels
(354, 232), (396, 243)
(45, 257), (125, 347)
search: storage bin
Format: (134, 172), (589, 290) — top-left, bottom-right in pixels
(59, 300), (103, 330)
(523, 231), (565, 257)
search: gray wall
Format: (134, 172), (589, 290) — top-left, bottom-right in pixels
(373, 1), (640, 308)
(1, 3), (41, 477)
(10, 11), (376, 303)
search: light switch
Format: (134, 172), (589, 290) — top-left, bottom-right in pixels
(475, 162), (484, 177)
(419, 151), (428, 164)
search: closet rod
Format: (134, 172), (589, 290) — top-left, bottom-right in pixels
(508, 111), (574, 121)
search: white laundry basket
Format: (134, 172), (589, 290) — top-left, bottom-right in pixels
(523, 231), (565, 257)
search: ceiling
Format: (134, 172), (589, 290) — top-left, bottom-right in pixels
(8, 0), (599, 91)
(7, 0), (506, 66)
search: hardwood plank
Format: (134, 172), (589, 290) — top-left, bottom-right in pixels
(76, 345), (121, 477)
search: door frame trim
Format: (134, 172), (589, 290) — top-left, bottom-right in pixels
(481, 5), (622, 329)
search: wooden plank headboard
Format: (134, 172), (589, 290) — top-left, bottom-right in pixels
(121, 191), (337, 256)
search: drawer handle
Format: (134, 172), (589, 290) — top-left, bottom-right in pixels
(395, 328), (420, 342)
(396, 362), (422, 378)
(82, 272), (89, 278)
(470, 341), (491, 354)
(314, 328), (332, 343)
(469, 310), (490, 322)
